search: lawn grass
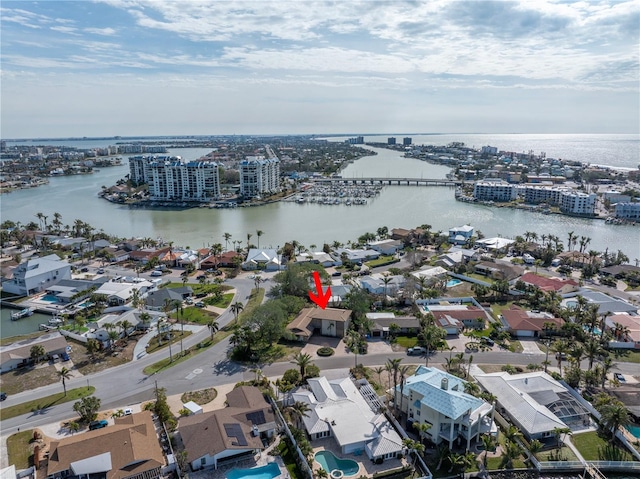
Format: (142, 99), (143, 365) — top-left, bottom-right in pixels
(571, 430), (610, 461)
(613, 350), (640, 364)
(365, 255), (399, 268)
(536, 446), (579, 462)
(204, 292), (234, 308)
(224, 288), (265, 330)
(0, 386), (95, 421)
(394, 336), (418, 348)
(181, 387), (217, 405)
(6, 430), (34, 469)
(276, 439), (303, 479)
(169, 307), (218, 324)
(489, 301), (516, 320)
(145, 330), (193, 354)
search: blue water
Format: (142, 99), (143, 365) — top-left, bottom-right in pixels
(226, 463), (281, 479)
(314, 451), (360, 477)
(627, 425), (640, 439)
(446, 279), (462, 287)
(41, 294), (59, 303)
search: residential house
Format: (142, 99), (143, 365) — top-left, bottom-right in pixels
(519, 272), (578, 294)
(499, 306), (564, 337)
(397, 366), (497, 450)
(367, 239), (404, 256)
(242, 249), (284, 271)
(334, 248), (380, 264)
(435, 248), (477, 269)
(563, 290), (638, 316)
(600, 264), (640, 279)
(2, 254), (72, 296)
(46, 411), (165, 479)
(44, 278), (106, 304)
(475, 372), (590, 442)
(359, 274), (405, 296)
(605, 313), (640, 349)
(474, 237), (515, 252)
(145, 287), (193, 310)
(286, 307), (351, 342)
(178, 386), (277, 470)
(448, 225), (474, 245)
(128, 247), (170, 264)
(104, 247), (130, 263)
(200, 251), (243, 269)
(557, 251), (601, 268)
(411, 266), (448, 285)
(0, 331), (68, 372)
(367, 313), (420, 337)
(94, 279), (154, 306)
(474, 261), (523, 281)
(293, 377), (404, 461)
(328, 284), (352, 307)
(295, 252), (341, 268)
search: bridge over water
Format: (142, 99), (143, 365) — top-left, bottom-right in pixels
(309, 176), (463, 187)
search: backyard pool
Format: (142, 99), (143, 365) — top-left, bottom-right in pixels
(226, 463), (281, 479)
(40, 294), (60, 303)
(627, 424), (640, 439)
(314, 451), (359, 477)
(446, 279), (462, 288)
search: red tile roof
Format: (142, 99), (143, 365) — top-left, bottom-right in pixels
(520, 273), (577, 292)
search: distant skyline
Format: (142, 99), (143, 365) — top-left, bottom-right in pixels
(1, 1), (639, 138)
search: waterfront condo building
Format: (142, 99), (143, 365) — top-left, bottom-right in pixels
(2, 254), (72, 296)
(147, 160), (220, 202)
(614, 202), (640, 220)
(559, 191), (596, 216)
(239, 156), (280, 198)
(520, 185), (568, 205)
(473, 179), (517, 202)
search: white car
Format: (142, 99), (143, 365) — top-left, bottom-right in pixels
(124, 408), (133, 415)
(150, 270), (163, 277)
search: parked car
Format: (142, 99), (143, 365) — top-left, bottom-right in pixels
(60, 352), (70, 361)
(481, 337), (495, 346)
(332, 271), (342, 277)
(124, 408), (133, 416)
(150, 270), (163, 277)
(407, 346), (426, 355)
(80, 267), (89, 273)
(89, 420), (108, 430)
(0, 392), (7, 401)
(185, 298), (194, 305)
(614, 373), (626, 382)
(195, 301), (205, 308)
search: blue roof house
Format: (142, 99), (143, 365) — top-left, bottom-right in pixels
(396, 366), (496, 450)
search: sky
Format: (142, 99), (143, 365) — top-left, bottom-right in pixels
(1, 0), (639, 138)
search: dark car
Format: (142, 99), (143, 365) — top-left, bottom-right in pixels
(80, 267), (89, 273)
(332, 271), (342, 277)
(0, 392), (7, 401)
(60, 352), (70, 361)
(89, 420), (108, 430)
(482, 337), (495, 347)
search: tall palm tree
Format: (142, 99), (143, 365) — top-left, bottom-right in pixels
(284, 401), (311, 429)
(256, 230), (263, 248)
(386, 358), (403, 414)
(230, 301), (244, 322)
(600, 403), (631, 438)
(246, 233), (253, 250)
(58, 367), (72, 396)
(291, 352), (313, 380)
(529, 439), (543, 461)
(223, 232), (232, 251)
(481, 434), (494, 467)
(208, 318), (219, 340)
(413, 421), (432, 445)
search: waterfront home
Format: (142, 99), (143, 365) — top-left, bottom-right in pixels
(128, 247), (170, 264)
(293, 376), (404, 460)
(475, 372), (590, 442)
(499, 305), (564, 337)
(600, 264), (640, 279)
(448, 225), (474, 245)
(0, 332), (68, 372)
(334, 247), (380, 264)
(396, 366), (497, 450)
(563, 290), (638, 316)
(474, 261), (523, 281)
(557, 251), (601, 268)
(474, 237), (515, 252)
(367, 239), (404, 255)
(46, 411), (165, 479)
(199, 250), (243, 269)
(519, 272), (578, 294)
(178, 386), (276, 470)
(295, 251), (341, 267)
(44, 278), (105, 304)
(242, 248), (284, 271)
(104, 247), (130, 263)
(2, 254), (72, 296)
(286, 307), (351, 342)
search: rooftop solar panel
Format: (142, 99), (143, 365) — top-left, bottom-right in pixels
(246, 410), (266, 425)
(224, 423), (248, 446)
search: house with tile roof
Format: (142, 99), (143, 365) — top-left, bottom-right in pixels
(475, 372), (590, 441)
(500, 305), (564, 337)
(397, 366), (496, 450)
(286, 307), (351, 342)
(46, 411), (165, 479)
(0, 331), (69, 372)
(178, 386), (277, 470)
(292, 377), (404, 461)
(519, 272), (578, 294)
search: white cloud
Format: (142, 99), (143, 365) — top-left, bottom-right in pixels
(84, 27), (117, 36)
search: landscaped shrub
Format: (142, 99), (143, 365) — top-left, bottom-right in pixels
(317, 347), (334, 357)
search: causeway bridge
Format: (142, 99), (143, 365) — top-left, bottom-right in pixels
(309, 176), (463, 187)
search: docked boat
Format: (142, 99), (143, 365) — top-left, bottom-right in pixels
(48, 316), (64, 326)
(11, 308), (34, 320)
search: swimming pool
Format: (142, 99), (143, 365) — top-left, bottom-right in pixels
(446, 279), (462, 287)
(226, 463), (281, 479)
(41, 294), (59, 303)
(627, 425), (640, 439)
(314, 451), (359, 477)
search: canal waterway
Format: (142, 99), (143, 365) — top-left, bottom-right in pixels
(2, 143), (640, 338)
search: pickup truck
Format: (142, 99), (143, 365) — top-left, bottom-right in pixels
(407, 346), (426, 355)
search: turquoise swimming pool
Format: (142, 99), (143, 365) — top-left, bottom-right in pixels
(627, 425), (640, 439)
(446, 279), (462, 287)
(226, 463), (281, 479)
(315, 451), (359, 477)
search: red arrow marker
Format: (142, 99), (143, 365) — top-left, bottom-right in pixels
(309, 271), (332, 309)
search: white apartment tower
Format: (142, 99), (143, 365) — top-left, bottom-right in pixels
(559, 191), (596, 216)
(240, 156), (280, 198)
(473, 179), (517, 202)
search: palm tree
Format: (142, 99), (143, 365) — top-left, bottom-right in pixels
(481, 434), (494, 467)
(600, 356), (616, 388)
(256, 229), (263, 248)
(529, 439), (543, 461)
(413, 422), (432, 445)
(402, 438), (425, 470)
(246, 233), (253, 250)
(552, 339), (569, 373)
(208, 318), (219, 340)
(120, 319), (133, 338)
(284, 401), (311, 429)
(230, 301), (244, 322)
(291, 352), (313, 380)
(223, 232), (232, 251)
(58, 367), (72, 396)
(253, 275), (263, 292)
(373, 366), (385, 388)
(553, 426), (571, 449)
(600, 403), (631, 438)
(386, 358), (403, 414)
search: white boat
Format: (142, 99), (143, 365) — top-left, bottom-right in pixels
(48, 316), (64, 326)
(11, 308), (34, 320)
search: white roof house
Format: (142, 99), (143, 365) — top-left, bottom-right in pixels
(411, 266), (448, 282)
(359, 274), (405, 296)
(94, 280), (153, 306)
(242, 249), (284, 271)
(2, 254), (72, 296)
(292, 377), (404, 460)
(475, 372), (590, 441)
(475, 237), (515, 251)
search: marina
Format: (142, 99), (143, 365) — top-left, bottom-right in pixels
(10, 307), (34, 321)
(284, 183), (383, 205)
